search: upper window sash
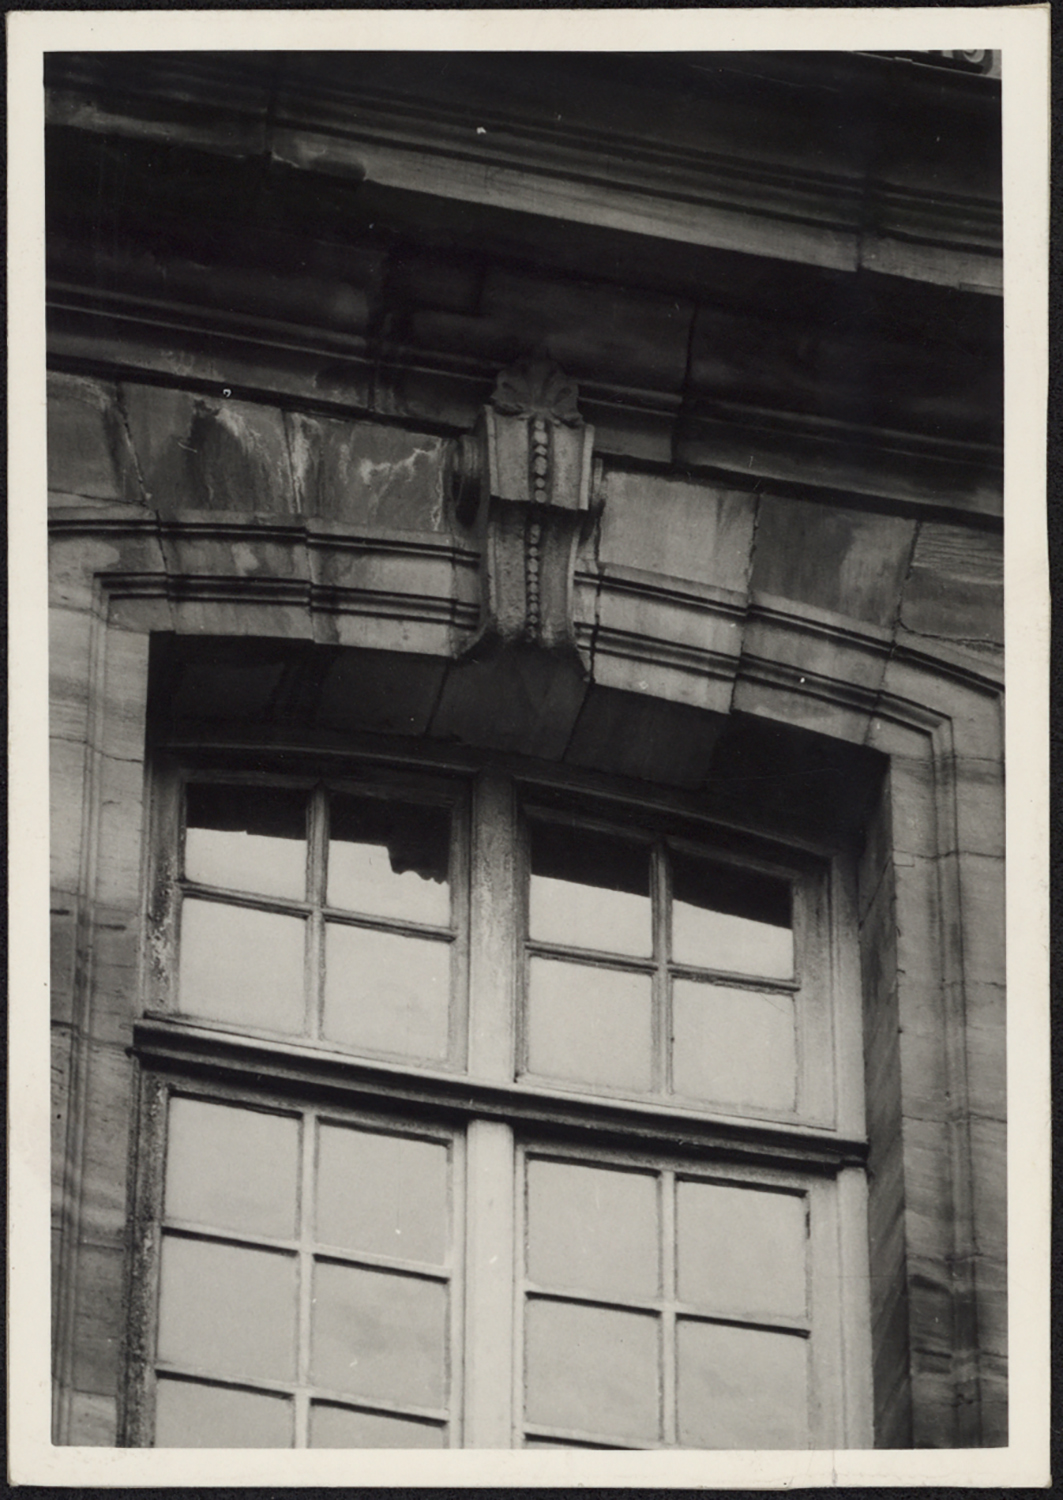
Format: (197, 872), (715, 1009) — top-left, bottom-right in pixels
(518, 805), (836, 1127)
(147, 763), (470, 1071)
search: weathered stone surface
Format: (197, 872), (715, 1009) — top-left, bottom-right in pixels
(578, 396), (677, 465)
(49, 519), (168, 617)
(591, 566), (743, 718)
(172, 596), (314, 645)
(956, 852), (1006, 988)
(738, 594), (890, 745)
(900, 523), (1003, 646)
(47, 373), (141, 504)
(166, 646), (288, 726)
(309, 536), (459, 659)
(315, 650), (447, 738)
(430, 649), (588, 761)
(158, 518), (308, 588)
(76, 1041), (136, 1246)
(973, 1255), (1007, 1359)
(91, 752), (149, 911)
(905, 1253), (955, 1360)
(750, 496), (916, 628)
(71, 1241), (126, 1393)
(472, 270), (695, 393)
(893, 854), (945, 994)
(897, 1019), (950, 1123)
(388, 251), (482, 315)
(564, 684), (725, 788)
(99, 628), (151, 764)
(968, 1116), (1007, 1254)
(964, 1020), (1006, 1124)
(51, 903), (78, 1027)
(121, 383), (296, 515)
(953, 978), (1006, 1036)
(900, 1115), (953, 1262)
(50, 736), (88, 893)
(941, 754), (1006, 859)
(84, 905), (143, 1047)
(878, 654), (1003, 763)
(287, 413), (448, 530)
(598, 471), (756, 591)
(979, 1362), (1008, 1446)
(731, 671), (870, 745)
(51, 1021), (73, 1190)
(66, 1389), (118, 1447)
(49, 606), (95, 746)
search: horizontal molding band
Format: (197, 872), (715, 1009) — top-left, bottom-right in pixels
(48, 510), (1005, 704)
(45, 302), (1002, 521)
(133, 1016), (868, 1173)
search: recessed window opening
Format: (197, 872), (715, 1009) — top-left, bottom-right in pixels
(130, 753), (868, 1450)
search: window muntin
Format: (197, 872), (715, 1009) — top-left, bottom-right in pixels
(517, 1143), (832, 1451)
(136, 758), (865, 1450)
(150, 1088), (461, 1449)
(520, 810), (825, 1123)
(172, 777), (465, 1068)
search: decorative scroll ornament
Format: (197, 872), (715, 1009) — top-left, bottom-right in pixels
(449, 358), (603, 664)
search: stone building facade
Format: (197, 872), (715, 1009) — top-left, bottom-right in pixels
(47, 51), (1005, 1450)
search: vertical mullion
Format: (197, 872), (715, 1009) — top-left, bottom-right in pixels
(467, 770), (518, 1080)
(660, 1168), (677, 1447)
(294, 1110), (316, 1449)
(462, 1119), (516, 1447)
(653, 840), (671, 1097)
(306, 786), (328, 1042)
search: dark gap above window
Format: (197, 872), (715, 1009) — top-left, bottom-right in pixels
(671, 852), (791, 932)
(186, 783), (306, 844)
(529, 820), (648, 899)
(329, 794), (449, 887)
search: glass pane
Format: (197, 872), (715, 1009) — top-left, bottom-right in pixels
(311, 1262), (447, 1408)
(676, 1321), (809, 1449)
(185, 784), (306, 901)
(672, 980), (796, 1111)
(529, 821), (651, 957)
(526, 1158), (659, 1301)
(165, 1098), (299, 1240)
(310, 1403), (445, 1448)
(672, 853), (792, 978)
(329, 795), (450, 926)
(179, 899), (305, 1034)
(154, 1377), (293, 1448)
(157, 1236), (297, 1382)
(676, 1180), (807, 1319)
(525, 1299), (660, 1443)
(525, 959), (653, 1092)
(317, 1124), (449, 1265)
(324, 925), (450, 1061)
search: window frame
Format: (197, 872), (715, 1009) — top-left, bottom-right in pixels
(147, 757), (472, 1072)
(516, 800), (837, 1127)
(124, 1071), (467, 1449)
(128, 747), (872, 1450)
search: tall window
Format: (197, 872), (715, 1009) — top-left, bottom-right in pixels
(127, 759), (870, 1449)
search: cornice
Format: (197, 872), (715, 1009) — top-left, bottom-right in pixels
(46, 51), (1002, 290)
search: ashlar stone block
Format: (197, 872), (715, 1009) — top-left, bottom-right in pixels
(749, 496), (916, 629)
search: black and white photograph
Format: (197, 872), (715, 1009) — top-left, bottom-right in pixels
(8, 7), (1050, 1486)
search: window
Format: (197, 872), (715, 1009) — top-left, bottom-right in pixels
(127, 758), (869, 1449)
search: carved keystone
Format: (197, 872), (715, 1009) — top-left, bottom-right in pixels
(448, 358), (603, 662)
